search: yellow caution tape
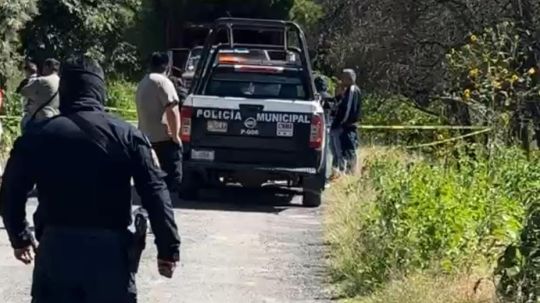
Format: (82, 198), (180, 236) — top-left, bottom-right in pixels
(405, 128), (492, 149)
(358, 125), (488, 130)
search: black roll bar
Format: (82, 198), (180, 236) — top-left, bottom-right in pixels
(190, 18), (316, 99)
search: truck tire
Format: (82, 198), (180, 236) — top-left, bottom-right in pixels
(302, 176), (323, 207)
(302, 132), (329, 207)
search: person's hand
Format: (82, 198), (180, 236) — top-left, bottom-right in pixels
(157, 259), (177, 278)
(14, 243), (37, 265)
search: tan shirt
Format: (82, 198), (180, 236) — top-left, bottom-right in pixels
(21, 74), (60, 120)
(135, 73), (180, 143)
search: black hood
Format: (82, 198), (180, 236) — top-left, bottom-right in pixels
(59, 56), (106, 114)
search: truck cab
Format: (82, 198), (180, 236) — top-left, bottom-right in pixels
(180, 18), (328, 206)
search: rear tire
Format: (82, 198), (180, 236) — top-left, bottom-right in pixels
(302, 188), (322, 207)
(302, 176), (323, 207)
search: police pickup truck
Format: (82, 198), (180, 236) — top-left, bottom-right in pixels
(179, 18), (327, 206)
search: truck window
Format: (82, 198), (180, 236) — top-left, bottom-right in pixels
(204, 72), (308, 100)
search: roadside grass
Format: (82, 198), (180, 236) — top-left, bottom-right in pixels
(343, 272), (496, 303)
(324, 146), (536, 302)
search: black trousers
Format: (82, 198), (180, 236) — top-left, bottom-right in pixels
(31, 228), (137, 303)
(152, 140), (183, 192)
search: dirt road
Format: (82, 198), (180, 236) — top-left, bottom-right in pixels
(0, 188), (330, 302)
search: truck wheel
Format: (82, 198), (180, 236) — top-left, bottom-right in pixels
(302, 176), (323, 207)
(302, 188), (322, 207)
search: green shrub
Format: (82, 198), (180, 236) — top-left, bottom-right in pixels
(360, 95), (445, 146)
(495, 161), (540, 302)
(1, 91), (24, 159)
(325, 147), (538, 297)
(106, 80), (137, 121)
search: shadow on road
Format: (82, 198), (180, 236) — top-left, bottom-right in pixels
(133, 184), (303, 214)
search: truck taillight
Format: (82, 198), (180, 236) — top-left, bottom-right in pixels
(309, 114), (324, 149)
(180, 106), (192, 142)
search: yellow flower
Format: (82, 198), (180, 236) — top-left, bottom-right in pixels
(528, 67), (536, 75)
(463, 89), (471, 100)
(470, 35), (478, 43)
(469, 68), (479, 78)
(510, 74), (519, 84)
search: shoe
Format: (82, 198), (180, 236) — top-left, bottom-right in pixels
(329, 172), (342, 182)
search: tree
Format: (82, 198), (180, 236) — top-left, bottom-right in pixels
(0, 0), (38, 88)
(309, 0), (540, 132)
(21, 0), (142, 75)
(144, 0), (296, 50)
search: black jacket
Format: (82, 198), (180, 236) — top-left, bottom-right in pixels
(331, 85), (362, 129)
(0, 60), (181, 261)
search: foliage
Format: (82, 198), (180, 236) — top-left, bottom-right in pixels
(289, 0), (323, 33)
(0, 0), (38, 88)
(21, 0), (142, 75)
(163, 0), (294, 22)
(0, 91), (24, 159)
(443, 22), (540, 145)
(106, 80), (138, 121)
(310, 0), (540, 110)
(345, 272), (495, 303)
(360, 95), (445, 146)
(325, 147), (538, 297)
(495, 169), (540, 302)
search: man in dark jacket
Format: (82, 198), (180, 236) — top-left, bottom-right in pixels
(0, 56), (181, 303)
(330, 69), (362, 174)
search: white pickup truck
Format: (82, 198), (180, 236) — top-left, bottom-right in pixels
(179, 18), (328, 207)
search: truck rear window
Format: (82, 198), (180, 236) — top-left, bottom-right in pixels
(204, 72), (308, 100)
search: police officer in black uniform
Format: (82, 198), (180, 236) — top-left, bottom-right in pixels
(0, 56), (181, 303)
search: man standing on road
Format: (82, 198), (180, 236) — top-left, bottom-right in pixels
(19, 58), (61, 131)
(330, 69), (362, 175)
(136, 52), (183, 195)
(16, 59), (39, 132)
(0, 56), (181, 303)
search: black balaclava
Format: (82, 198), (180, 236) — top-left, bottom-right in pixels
(59, 56), (106, 114)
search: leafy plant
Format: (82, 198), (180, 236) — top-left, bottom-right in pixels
(325, 147), (536, 297)
(0, 91), (24, 159)
(495, 165), (540, 303)
(0, 0), (38, 88)
(21, 0), (142, 75)
(106, 80), (138, 121)
(443, 22), (540, 147)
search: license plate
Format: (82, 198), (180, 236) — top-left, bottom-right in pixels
(191, 149), (215, 161)
(276, 122), (294, 137)
(207, 120), (228, 133)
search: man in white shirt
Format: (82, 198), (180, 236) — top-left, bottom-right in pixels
(20, 58), (61, 131)
(136, 52), (183, 195)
